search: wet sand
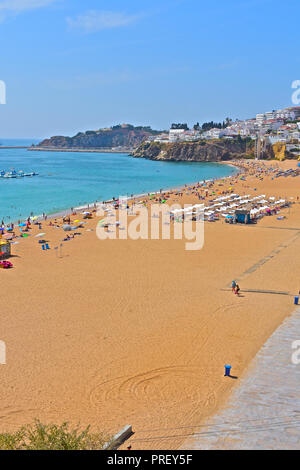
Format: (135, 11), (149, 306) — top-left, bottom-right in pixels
(0, 159), (300, 449)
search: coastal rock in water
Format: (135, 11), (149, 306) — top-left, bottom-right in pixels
(131, 139), (274, 162)
(36, 126), (161, 150)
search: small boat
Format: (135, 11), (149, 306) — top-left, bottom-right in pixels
(4, 169), (17, 178)
(24, 171), (39, 177)
(1, 169), (39, 178)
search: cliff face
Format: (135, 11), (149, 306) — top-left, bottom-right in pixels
(37, 127), (159, 149)
(132, 139), (273, 162)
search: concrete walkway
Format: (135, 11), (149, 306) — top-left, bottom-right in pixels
(182, 306), (300, 450)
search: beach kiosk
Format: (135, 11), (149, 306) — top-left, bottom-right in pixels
(235, 209), (251, 225)
(0, 239), (11, 259)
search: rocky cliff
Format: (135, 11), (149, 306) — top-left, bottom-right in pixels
(132, 139), (270, 161)
(36, 126), (161, 150)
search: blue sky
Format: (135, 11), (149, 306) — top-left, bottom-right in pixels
(0, 0), (299, 138)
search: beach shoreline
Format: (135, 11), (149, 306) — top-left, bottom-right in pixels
(10, 161), (242, 224)
(1, 154), (237, 223)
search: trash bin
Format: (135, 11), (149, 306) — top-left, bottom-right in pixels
(224, 365), (231, 377)
(295, 296), (299, 305)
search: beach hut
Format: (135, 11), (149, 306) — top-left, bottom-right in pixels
(235, 209), (251, 224)
(0, 239), (11, 259)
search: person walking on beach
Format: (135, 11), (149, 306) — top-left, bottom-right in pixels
(235, 284), (240, 296)
(232, 280), (236, 293)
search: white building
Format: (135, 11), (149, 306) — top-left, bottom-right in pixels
(202, 128), (226, 139)
(268, 136), (288, 144)
(169, 129), (186, 142)
(256, 113), (266, 126)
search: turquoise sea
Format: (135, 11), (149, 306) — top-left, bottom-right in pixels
(0, 139), (237, 222)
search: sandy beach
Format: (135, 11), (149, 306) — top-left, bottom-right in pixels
(1, 159), (300, 450)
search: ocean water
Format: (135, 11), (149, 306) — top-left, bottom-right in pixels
(0, 140), (237, 222)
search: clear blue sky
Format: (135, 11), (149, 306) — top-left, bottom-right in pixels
(0, 0), (299, 138)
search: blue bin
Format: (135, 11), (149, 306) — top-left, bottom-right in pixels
(224, 365), (231, 377)
(295, 296), (299, 305)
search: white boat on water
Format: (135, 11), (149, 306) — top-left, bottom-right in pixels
(24, 171), (39, 177)
(0, 169), (38, 178)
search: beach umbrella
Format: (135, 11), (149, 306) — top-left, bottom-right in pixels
(62, 224), (73, 232)
(19, 223), (26, 227)
(35, 233), (46, 238)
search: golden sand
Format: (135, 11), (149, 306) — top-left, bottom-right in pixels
(0, 160), (299, 449)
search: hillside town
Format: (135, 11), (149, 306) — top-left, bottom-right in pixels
(146, 106), (300, 157)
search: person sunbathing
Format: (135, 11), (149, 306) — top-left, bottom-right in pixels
(64, 234), (74, 241)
